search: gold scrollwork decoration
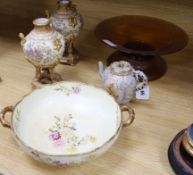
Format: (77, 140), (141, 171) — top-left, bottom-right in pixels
(53, 38), (62, 52)
(69, 17), (77, 28)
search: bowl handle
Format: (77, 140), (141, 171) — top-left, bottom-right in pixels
(121, 105), (135, 127)
(0, 106), (14, 129)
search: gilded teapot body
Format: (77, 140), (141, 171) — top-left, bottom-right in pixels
(99, 61), (148, 104)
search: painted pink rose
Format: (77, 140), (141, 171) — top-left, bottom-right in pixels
(72, 86), (81, 94)
(49, 131), (61, 141)
(54, 139), (65, 147)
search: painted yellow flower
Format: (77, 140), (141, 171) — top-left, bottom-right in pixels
(67, 147), (77, 154)
(89, 136), (97, 143)
(53, 38), (62, 51)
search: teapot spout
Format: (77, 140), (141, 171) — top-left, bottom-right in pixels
(98, 61), (105, 79)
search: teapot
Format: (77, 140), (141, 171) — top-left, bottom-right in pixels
(98, 61), (148, 104)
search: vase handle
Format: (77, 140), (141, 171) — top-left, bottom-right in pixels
(0, 106), (14, 129)
(18, 33), (26, 46)
(121, 105), (135, 127)
(45, 9), (50, 18)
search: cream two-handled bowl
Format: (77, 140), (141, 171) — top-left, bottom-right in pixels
(0, 82), (135, 167)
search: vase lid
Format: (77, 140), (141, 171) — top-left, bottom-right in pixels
(55, 0), (77, 15)
(58, 0), (71, 5)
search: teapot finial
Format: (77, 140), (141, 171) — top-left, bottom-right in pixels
(98, 61), (105, 79)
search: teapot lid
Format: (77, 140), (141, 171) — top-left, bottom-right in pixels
(110, 61), (133, 76)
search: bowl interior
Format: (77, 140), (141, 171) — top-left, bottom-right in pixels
(95, 15), (188, 54)
(12, 82), (121, 155)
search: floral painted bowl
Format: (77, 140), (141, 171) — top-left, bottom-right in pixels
(0, 82), (135, 167)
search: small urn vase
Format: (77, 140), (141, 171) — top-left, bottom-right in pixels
(99, 61), (148, 104)
(19, 18), (65, 88)
(50, 0), (83, 65)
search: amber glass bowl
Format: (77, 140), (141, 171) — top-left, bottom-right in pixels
(95, 15), (188, 80)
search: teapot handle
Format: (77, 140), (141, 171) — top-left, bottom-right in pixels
(134, 70), (148, 91)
